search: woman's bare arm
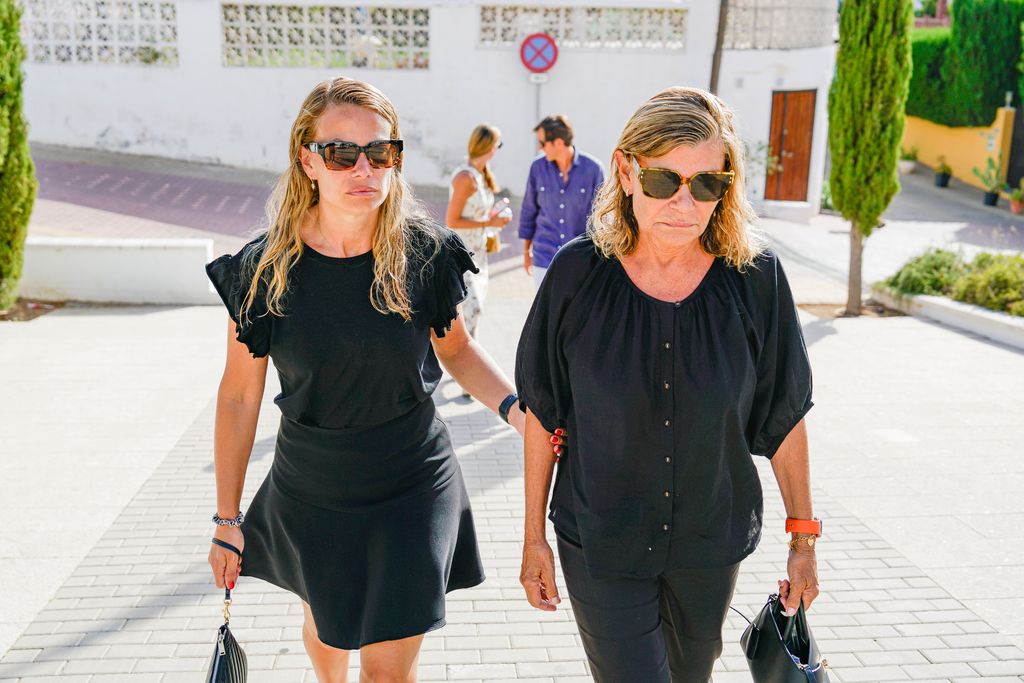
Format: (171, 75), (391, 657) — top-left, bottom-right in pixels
(431, 313), (524, 432)
(208, 318), (269, 588)
(520, 408), (561, 610)
(446, 172), (494, 229)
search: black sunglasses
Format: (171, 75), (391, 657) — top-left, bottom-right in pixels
(306, 139), (403, 170)
(631, 157), (734, 202)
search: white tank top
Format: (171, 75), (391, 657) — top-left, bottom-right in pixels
(449, 163), (495, 222)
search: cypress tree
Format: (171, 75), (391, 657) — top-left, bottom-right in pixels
(0, 0), (38, 313)
(829, 0), (913, 316)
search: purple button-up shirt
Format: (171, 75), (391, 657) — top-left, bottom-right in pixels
(518, 150), (606, 269)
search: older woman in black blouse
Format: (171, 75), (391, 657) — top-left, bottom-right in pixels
(516, 87), (820, 683)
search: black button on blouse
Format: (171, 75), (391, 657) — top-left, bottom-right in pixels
(515, 237), (812, 580)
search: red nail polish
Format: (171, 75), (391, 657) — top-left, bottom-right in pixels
(228, 581), (235, 589)
(555, 429), (564, 435)
(550, 436), (558, 443)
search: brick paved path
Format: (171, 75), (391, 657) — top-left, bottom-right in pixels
(3, 302), (1024, 681)
(6, 146), (1024, 681)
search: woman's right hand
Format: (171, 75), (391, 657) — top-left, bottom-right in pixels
(520, 539), (561, 611)
(488, 213), (512, 228)
(209, 525), (245, 590)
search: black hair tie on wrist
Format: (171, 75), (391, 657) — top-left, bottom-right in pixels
(498, 393), (518, 424)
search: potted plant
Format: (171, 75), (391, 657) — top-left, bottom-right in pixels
(934, 155), (952, 187)
(1010, 179), (1024, 215)
(972, 156), (1003, 206)
(898, 146), (918, 174)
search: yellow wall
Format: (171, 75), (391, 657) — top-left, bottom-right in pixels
(902, 108), (1015, 193)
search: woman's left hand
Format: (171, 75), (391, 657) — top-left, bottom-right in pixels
(505, 408), (566, 459)
(778, 547), (819, 616)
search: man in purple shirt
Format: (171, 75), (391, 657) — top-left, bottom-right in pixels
(518, 115), (606, 287)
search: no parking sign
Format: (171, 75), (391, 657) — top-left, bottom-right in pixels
(520, 33), (558, 74)
(521, 33), (557, 120)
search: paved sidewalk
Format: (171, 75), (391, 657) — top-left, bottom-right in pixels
(4, 146), (1024, 681)
(4, 271), (1024, 681)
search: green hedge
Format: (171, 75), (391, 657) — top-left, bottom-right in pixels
(905, 0), (1024, 127)
(885, 248), (1024, 316)
(946, 0), (1024, 126)
(906, 28), (953, 124)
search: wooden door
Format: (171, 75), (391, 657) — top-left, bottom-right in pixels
(765, 90), (816, 201)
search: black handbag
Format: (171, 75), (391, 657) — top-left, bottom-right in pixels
(205, 539), (248, 683)
(736, 593), (830, 683)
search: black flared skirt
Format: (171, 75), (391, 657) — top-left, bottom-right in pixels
(238, 399), (485, 649)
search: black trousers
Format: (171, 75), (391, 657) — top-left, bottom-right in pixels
(557, 535), (740, 683)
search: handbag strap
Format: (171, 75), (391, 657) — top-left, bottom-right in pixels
(728, 605), (753, 627)
(211, 537), (243, 558)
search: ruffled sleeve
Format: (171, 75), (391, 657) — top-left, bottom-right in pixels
(413, 226), (480, 338)
(205, 241), (272, 358)
(745, 253), (813, 458)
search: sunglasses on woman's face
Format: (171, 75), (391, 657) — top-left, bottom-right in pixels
(631, 157), (734, 202)
(306, 139), (403, 171)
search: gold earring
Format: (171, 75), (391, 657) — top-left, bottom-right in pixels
(311, 179), (316, 190)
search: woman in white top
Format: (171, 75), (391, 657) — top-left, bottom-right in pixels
(445, 124), (512, 340)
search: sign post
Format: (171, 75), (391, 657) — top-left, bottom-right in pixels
(520, 32), (558, 126)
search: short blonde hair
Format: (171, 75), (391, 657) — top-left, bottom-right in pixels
(589, 87), (763, 268)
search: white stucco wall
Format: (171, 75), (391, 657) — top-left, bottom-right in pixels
(21, 0), (835, 207)
(719, 44), (837, 215)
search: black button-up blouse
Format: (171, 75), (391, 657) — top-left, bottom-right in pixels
(515, 236), (812, 579)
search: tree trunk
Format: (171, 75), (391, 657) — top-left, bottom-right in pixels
(709, 0), (729, 94)
(845, 225), (864, 316)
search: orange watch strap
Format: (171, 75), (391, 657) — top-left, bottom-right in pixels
(785, 517), (822, 536)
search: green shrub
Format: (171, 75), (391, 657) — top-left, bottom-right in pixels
(0, 0), (38, 312)
(820, 176), (833, 211)
(886, 248), (964, 295)
(951, 252), (1024, 314)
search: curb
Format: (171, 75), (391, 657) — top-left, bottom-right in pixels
(871, 284), (1024, 352)
(21, 236), (220, 305)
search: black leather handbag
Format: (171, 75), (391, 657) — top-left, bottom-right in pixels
(205, 539), (248, 683)
(737, 593), (830, 682)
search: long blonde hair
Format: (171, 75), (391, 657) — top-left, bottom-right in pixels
(467, 124), (501, 192)
(239, 77), (438, 323)
(589, 87), (763, 268)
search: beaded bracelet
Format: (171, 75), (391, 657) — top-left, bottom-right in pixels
(212, 512), (245, 527)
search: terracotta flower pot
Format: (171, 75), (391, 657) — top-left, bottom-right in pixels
(1011, 199), (1024, 215)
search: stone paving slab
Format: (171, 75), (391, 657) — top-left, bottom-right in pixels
(7, 145), (1024, 681)
(3, 288), (1024, 681)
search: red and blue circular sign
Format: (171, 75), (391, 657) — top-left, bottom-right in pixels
(520, 33), (558, 73)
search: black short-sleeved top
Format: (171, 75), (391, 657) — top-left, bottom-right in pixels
(515, 236), (812, 579)
(206, 221), (478, 429)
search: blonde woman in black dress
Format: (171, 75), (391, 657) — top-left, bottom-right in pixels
(205, 77), (556, 682)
